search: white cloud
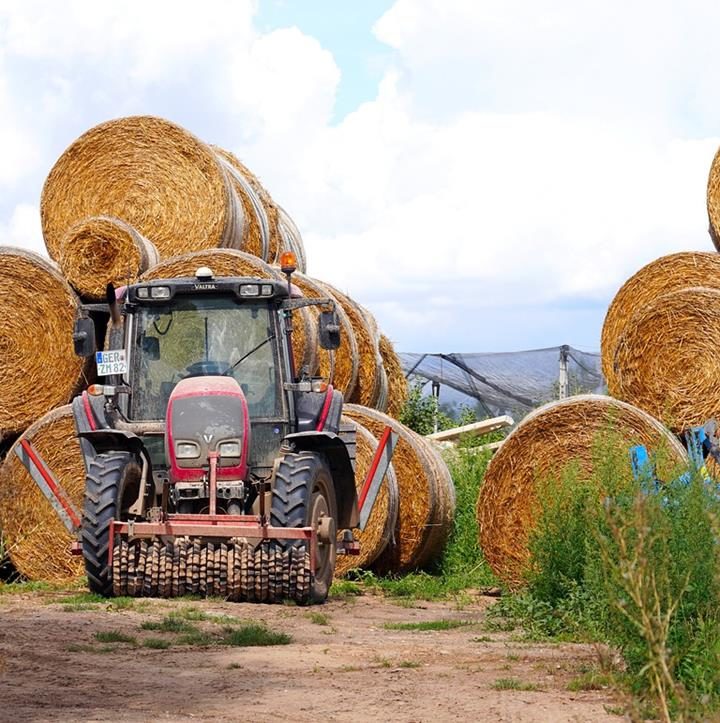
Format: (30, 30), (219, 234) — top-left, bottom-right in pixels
(1, 0), (720, 353)
(0, 203), (44, 254)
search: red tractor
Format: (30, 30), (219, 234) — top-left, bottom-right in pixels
(62, 253), (389, 604)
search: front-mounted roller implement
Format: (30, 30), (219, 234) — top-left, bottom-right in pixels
(19, 252), (396, 604)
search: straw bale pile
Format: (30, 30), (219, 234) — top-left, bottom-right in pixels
(277, 205), (307, 275)
(601, 252), (720, 393)
(41, 116), (244, 260)
(214, 148), (268, 260)
(0, 248), (88, 440)
(141, 249), (317, 375)
(0, 406), (85, 581)
(379, 334), (408, 418)
(58, 216), (159, 300)
(345, 405), (455, 571)
(291, 273), (359, 399)
(477, 394), (688, 586)
(335, 417), (399, 576)
(315, 281), (384, 408)
(211, 146), (284, 267)
(707, 149), (720, 250)
(612, 286), (720, 431)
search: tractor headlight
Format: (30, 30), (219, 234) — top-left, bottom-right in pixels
(218, 440), (241, 458)
(176, 441), (201, 459)
(239, 284), (260, 297)
(150, 286), (171, 299)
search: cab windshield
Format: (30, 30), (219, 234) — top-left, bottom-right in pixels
(130, 296), (281, 421)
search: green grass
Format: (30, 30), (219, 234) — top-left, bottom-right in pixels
(220, 624), (292, 647)
(398, 660), (422, 669)
(140, 616), (198, 634)
(142, 638), (172, 650)
(307, 612), (330, 626)
(492, 678), (541, 691)
(567, 671), (615, 691)
(93, 630), (137, 645)
(382, 619), (475, 631)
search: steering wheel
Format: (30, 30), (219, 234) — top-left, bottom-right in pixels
(183, 360), (227, 377)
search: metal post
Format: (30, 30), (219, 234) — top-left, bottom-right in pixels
(431, 380), (441, 433)
(558, 345), (569, 400)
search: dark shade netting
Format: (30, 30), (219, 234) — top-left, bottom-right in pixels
(399, 346), (605, 418)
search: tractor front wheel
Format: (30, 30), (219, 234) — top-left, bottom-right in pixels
(82, 451), (141, 596)
(270, 451), (338, 604)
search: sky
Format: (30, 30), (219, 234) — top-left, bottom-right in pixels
(0, 0), (718, 354)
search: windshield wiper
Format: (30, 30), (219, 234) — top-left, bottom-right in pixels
(222, 334), (276, 376)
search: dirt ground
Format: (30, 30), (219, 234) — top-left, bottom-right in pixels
(0, 589), (622, 723)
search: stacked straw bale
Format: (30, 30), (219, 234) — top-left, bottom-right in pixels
(379, 334), (408, 418)
(141, 249), (317, 376)
(707, 149), (720, 251)
(345, 405), (456, 572)
(211, 146), (286, 268)
(58, 216), (159, 300)
(0, 248), (88, 440)
(277, 205), (307, 275)
(601, 252), (720, 394)
(335, 417), (399, 576)
(315, 281), (384, 408)
(291, 273), (359, 399)
(0, 406), (85, 582)
(41, 116), (244, 260)
(612, 286), (720, 431)
(477, 394), (688, 586)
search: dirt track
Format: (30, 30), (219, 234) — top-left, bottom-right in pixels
(0, 589), (620, 722)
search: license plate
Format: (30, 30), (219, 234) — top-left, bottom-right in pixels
(96, 350), (127, 376)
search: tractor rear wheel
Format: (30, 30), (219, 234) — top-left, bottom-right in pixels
(270, 451), (337, 604)
(82, 451), (142, 596)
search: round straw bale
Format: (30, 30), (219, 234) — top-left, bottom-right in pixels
(335, 417), (398, 576)
(290, 273), (359, 397)
(613, 286), (720, 431)
(58, 216), (160, 300)
(477, 394), (688, 586)
(707, 148), (720, 250)
(41, 116), (243, 260)
(140, 249), (317, 376)
(213, 148), (267, 260)
(344, 405), (440, 572)
(0, 406), (85, 582)
(380, 334), (409, 419)
(210, 146), (281, 263)
(0, 248), (89, 439)
(355, 301), (387, 411)
(314, 281), (382, 408)
(602, 252), (720, 393)
(277, 205), (307, 274)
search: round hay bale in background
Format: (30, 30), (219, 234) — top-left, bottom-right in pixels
(58, 216), (160, 300)
(140, 249), (317, 377)
(355, 302), (387, 411)
(380, 334), (409, 419)
(344, 405), (444, 572)
(707, 148), (720, 250)
(477, 394), (688, 586)
(291, 273), (359, 398)
(214, 148), (267, 260)
(602, 252), (720, 393)
(41, 116), (243, 260)
(335, 417), (398, 577)
(277, 205), (307, 274)
(315, 281), (383, 408)
(613, 286), (720, 431)
(0, 248), (88, 440)
(210, 145), (281, 265)
(0, 406), (85, 582)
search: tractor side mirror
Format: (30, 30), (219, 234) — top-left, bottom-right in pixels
(73, 317), (96, 358)
(318, 310), (341, 350)
(142, 336), (160, 360)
